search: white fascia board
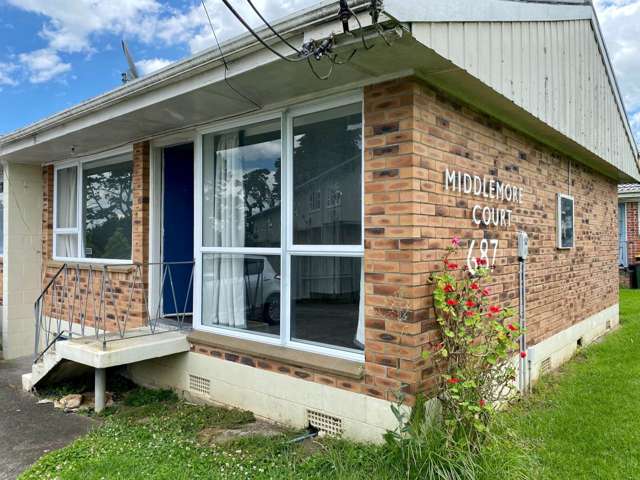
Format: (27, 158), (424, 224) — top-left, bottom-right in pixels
(619, 192), (640, 201)
(383, 0), (592, 23)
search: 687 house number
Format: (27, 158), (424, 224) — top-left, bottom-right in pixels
(466, 239), (499, 275)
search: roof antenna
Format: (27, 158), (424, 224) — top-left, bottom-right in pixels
(121, 40), (139, 84)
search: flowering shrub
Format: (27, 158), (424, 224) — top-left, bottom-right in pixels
(424, 237), (521, 448)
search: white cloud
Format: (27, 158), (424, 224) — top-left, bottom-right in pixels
(6, 0), (162, 53)
(5, 0), (320, 83)
(150, 0), (319, 55)
(135, 57), (174, 76)
(594, 0), (640, 141)
(0, 62), (18, 86)
(18, 49), (71, 83)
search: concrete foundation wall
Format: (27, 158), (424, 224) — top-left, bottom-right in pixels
(127, 351), (401, 443)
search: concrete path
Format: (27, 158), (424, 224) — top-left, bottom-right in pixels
(0, 357), (94, 480)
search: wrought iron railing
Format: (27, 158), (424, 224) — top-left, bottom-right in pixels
(34, 261), (194, 361)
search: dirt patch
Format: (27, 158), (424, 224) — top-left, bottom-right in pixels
(198, 420), (285, 446)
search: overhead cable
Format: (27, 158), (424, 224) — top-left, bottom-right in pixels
(200, 0), (261, 109)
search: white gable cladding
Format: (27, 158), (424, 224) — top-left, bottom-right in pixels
(412, 19), (638, 179)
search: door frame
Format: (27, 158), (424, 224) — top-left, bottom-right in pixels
(149, 135), (197, 318)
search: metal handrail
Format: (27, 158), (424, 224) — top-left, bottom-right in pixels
(33, 260), (195, 360)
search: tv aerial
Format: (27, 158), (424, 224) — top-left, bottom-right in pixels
(121, 40), (139, 84)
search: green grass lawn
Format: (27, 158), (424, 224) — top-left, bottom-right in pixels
(20, 290), (640, 480)
(502, 288), (640, 479)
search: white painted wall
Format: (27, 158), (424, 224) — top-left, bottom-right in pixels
(2, 163), (42, 359)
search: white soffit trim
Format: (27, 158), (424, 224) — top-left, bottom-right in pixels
(383, 0), (592, 23)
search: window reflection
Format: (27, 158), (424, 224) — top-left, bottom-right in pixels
(82, 158), (133, 259)
(293, 103), (362, 245)
(202, 120), (281, 248)
(291, 256), (363, 351)
(202, 253), (281, 336)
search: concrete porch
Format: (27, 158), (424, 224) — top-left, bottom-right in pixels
(22, 329), (190, 411)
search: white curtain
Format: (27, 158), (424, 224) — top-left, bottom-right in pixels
(56, 167), (78, 257)
(202, 132), (247, 328)
(355, 262), (365, 348)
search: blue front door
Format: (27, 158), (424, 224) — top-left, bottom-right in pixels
(162, 143), (194, 316)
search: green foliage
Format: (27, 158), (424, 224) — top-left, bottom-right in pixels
(426, 239), (521, 447)
(122, 387), (178, 407)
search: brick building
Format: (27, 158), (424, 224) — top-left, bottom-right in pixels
(1, 0), (638, 441)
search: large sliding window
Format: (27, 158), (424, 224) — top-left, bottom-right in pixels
(198, 96), (364, 359)
(53, 151), (133, 262)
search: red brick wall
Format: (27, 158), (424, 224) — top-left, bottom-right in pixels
(40, 142), (150, 332)
(36, 77), (616, 404)
(625, 202), (639, 263)
(191, 77), (618, 405)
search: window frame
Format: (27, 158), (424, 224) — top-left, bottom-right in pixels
(556, 193), (575, 250)
(194, 91), (365, 361)
(52, 146), (134, 264)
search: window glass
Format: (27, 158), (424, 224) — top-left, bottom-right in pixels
(202, 119), (281, 249)
(558, 195), (574, 249)
(292, 103), (362, 246)
(290, 256), (363, 351)
(82, 156), (133, 259)
(55, 234), (78, 257)
(202, 253), (280, 336)
(56, 166), (78, 229)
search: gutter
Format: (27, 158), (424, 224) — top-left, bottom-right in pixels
(0, 0), (370, 150)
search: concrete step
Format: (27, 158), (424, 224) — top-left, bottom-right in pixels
(21, 349), (62, 392)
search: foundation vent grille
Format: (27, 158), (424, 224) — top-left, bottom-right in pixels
(540, 357), (552, 375)
(307, 409), (343, 437)
(188, 374), (210, 396)
(606, 320), (612, 330)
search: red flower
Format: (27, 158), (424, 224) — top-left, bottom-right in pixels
(451, 236), (461, 247)
(446, 299), (458, 306)
(481, 288), (491, 297)
(447, 263), (459, 270)
(507, 323), (518, 332)
(447, 377), (460, 384)
(435, 342), (444, 350)
(464, 310), (475, 317)
(476, 257), (488, 266)
(489, 305), (501, 314)
(486, 313), (494, 319)
(444, 284), (454, 293)
(479, 399), (486, 407)
(470, 282), (479, 290)
(465, 300), (476, 308)
(520, 351), (527, 358)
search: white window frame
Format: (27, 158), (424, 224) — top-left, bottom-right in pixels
(557, 193), (575, 249)
(52, 146), (134, 264)
(194, 91), (364, 361)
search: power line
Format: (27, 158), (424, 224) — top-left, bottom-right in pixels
(200, 0), (261, 110)
(245, 0), (302, 55)
(221, 0), (311, 63)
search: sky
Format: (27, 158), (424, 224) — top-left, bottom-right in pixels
(0, 0), (639, 143)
